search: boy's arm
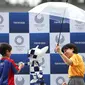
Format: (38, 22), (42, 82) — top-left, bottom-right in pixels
(59, 52), (72, 65)
(11, 60), (24, 73)
(55, 45), (73, 65)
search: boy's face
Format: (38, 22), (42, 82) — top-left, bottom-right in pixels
(63, 48), (74, 58)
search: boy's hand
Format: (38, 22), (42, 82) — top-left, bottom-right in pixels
(18, 62), (24, 69)
(62, 82), (67, 85)
(55, 44), (62, 54)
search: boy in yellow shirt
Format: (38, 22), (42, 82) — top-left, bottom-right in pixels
(55, 43), (85, 85)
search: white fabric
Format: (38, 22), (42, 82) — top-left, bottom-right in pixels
(29, 2), (85, 22)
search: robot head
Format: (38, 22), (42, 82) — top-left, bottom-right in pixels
(28, 45), (48, 59)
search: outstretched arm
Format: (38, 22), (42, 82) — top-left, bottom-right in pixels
(55, 45), (72, 65)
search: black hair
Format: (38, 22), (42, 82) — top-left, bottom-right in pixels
(61, 43), (78, 54)
(0, 43), (12, 56)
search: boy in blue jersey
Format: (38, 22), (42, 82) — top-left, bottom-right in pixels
(0, 43), (24, 85)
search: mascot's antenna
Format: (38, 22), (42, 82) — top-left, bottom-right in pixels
(36, 45), (39, 48)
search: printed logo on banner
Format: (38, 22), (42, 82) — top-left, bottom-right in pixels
(15, 75), (30, 85)
(9, 33), (29, 54)
(30, 33), (49, 53)
(37, 54), (50, 74)
(50, 15), (70, 32)
(9, 12), (29, 33)
(50, 74), (69, 85)
(50, 54), (68, 74)
(70, 20), (85, 32)
(50, 33), (70, 53)
(34, 14), (44, 23)
(70, 33), (85, 53)
(15, 35), (24, 45)
(55, 34), (65, 44)
(56, 76), (65, 85)
(29, 13), (49, 33)
(0, 34), (9, 43)
(16, 77), (25, 85)
(0, 13), (9, 33)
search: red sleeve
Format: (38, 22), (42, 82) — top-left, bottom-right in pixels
(8, 58), (19, 72)
(11, 59), (19, 71)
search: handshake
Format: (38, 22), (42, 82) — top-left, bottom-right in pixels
(18, 62), (25, 72)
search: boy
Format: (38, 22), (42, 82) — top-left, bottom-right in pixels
(55, 43), (85, 85)
(0, 43), (24, 85)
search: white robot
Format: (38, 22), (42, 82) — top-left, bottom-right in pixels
(28, 45), (48, 85)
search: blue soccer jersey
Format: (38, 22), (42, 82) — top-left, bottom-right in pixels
(0, 57), (19, 85)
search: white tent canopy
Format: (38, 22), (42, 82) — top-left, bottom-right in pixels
(29, 2), (85, 22)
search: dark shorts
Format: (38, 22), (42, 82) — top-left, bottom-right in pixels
(68, 76), (85, 85)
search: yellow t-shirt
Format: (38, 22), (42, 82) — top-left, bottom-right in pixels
(68, 54), (85, 78)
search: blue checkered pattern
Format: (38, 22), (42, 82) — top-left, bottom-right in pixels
(0, 12), (85, 85)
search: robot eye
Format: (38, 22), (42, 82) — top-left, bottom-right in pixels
(33, 55), (37, 58)
(30, 50), (35, 54)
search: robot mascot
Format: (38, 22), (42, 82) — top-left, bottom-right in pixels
(28, 45), (48, 85)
